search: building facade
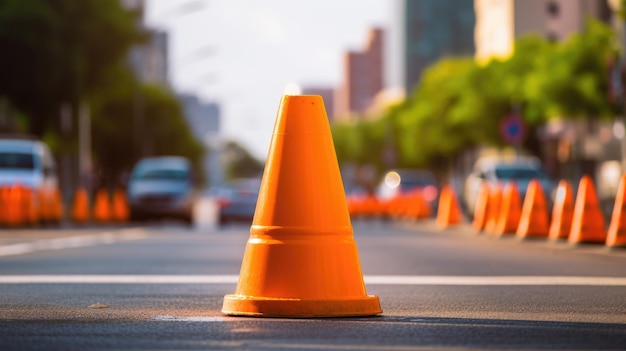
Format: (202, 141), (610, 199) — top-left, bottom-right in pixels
(475, 0), (611, 62)
(334, 28), (384, 121)
(403, 0), (476, 95)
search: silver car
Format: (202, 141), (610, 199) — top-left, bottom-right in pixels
(127, 156), (197, 224)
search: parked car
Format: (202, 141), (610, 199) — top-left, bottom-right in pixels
(0, 136), (60, 223)
(463, 156), (556, 217)
(375, 169), (439, 214)
(215, 178), (261, 227)
(127, 156), (198, 224)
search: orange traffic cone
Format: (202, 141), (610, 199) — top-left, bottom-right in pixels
(436, 185), (462, 228)
(406, 189), (430, 220)
(92, 189), (111, 223)
(606, 174), (626, 247)
(484, 184), (503, 234)
(569, 175), (606, 244)
(362, 194), (381, 218)
(7, 184), (26, 226)
(26, 188), (40, 225)
(548, 180), (574, 240)
(494, 181), (522, 235)
(112, 188), (129, 222)
(72, 187), (90, 224)
(472, 183), (490, 232)
(516, 179), (550, 238)
(0, 185), (8, 225)
(221, 95), (381, 318)
(49, 188), (65, 222)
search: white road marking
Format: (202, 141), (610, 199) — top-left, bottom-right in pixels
(153, 315), (227, 322)
(0, 275), (625, 286)
(0, 228), (149, 257)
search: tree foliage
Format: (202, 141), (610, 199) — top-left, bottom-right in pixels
(222, 141), (264, 180)
(0, 1), (207, 188)
(0, 0), (145, 135)
(332, 18), (618, 173)
(90, 65), (204, 186)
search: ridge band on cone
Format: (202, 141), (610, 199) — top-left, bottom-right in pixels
(221, 95), (381, 318)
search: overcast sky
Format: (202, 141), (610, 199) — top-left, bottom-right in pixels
(145, 0), (396, 160)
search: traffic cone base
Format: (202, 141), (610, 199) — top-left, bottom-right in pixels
(222, 230), (381, 317)
(222, 95), (380, 318)
(222, 295), (381, 318)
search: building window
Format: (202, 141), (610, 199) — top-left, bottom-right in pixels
(547, 1), (559, 17)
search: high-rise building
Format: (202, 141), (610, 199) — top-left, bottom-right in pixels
(334, 28), (384, 121)
(123, 0), (169, 86)
(475, 0), (611, 63)
(403, 0), (476, 95)
(177, 93), (222, 187)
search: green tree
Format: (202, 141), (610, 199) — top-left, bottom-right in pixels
(0, 0), (145, 135)
(91, 65), (204, 187)
(222, 141), (264, 180)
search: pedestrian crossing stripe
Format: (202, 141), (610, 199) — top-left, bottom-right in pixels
(0, 275), (625, 286)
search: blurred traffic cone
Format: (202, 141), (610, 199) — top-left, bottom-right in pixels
(362, 194), (381, 218)
(112, 188), (129, 222)
(436, 185), (461, 228)
(484, 184), (502, 234)
(38, 190), (50, 222)
(606, 174), (626, 247)
(92, 189), (111, 223)
(0, 185), (8, 225)
(407, 190), (430, 220)
(569, 175), (606, 244)
(494, 181), (522, 235)
(7, 184), (25, 226)
(222, 95), (381, 317)
(516, 179), (550, 238)
(51, 188), (65, 222)
(26, 188), (40, 225)
(472, 183), (490, 232)
(72, 187), (90, 224)
(548, 180), (574, 240)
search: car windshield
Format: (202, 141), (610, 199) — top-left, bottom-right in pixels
(494, 167), (545, 180)
(0, 152), (35, 170)
(134, 168), (189, 181)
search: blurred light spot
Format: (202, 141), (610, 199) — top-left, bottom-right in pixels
(284, 83), (301, 95)
(384, 171), (401, 189)
(555, 186), (566, 203)
(613, 121), (625, 139)
(423, 185), (438, 202)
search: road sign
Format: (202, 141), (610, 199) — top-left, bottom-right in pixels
(500, 114), (526, 145)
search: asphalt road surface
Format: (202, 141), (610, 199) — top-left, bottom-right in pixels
(1, 219), (625, 350)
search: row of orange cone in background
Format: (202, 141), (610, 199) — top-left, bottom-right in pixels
(471, 175), (626, 247)
(0, 185), (64, 226)
(0, 186), (129, 226)
(348, 190), (432, 220)
(71, 188), (129, 224)
(346, 174), (626, 248)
